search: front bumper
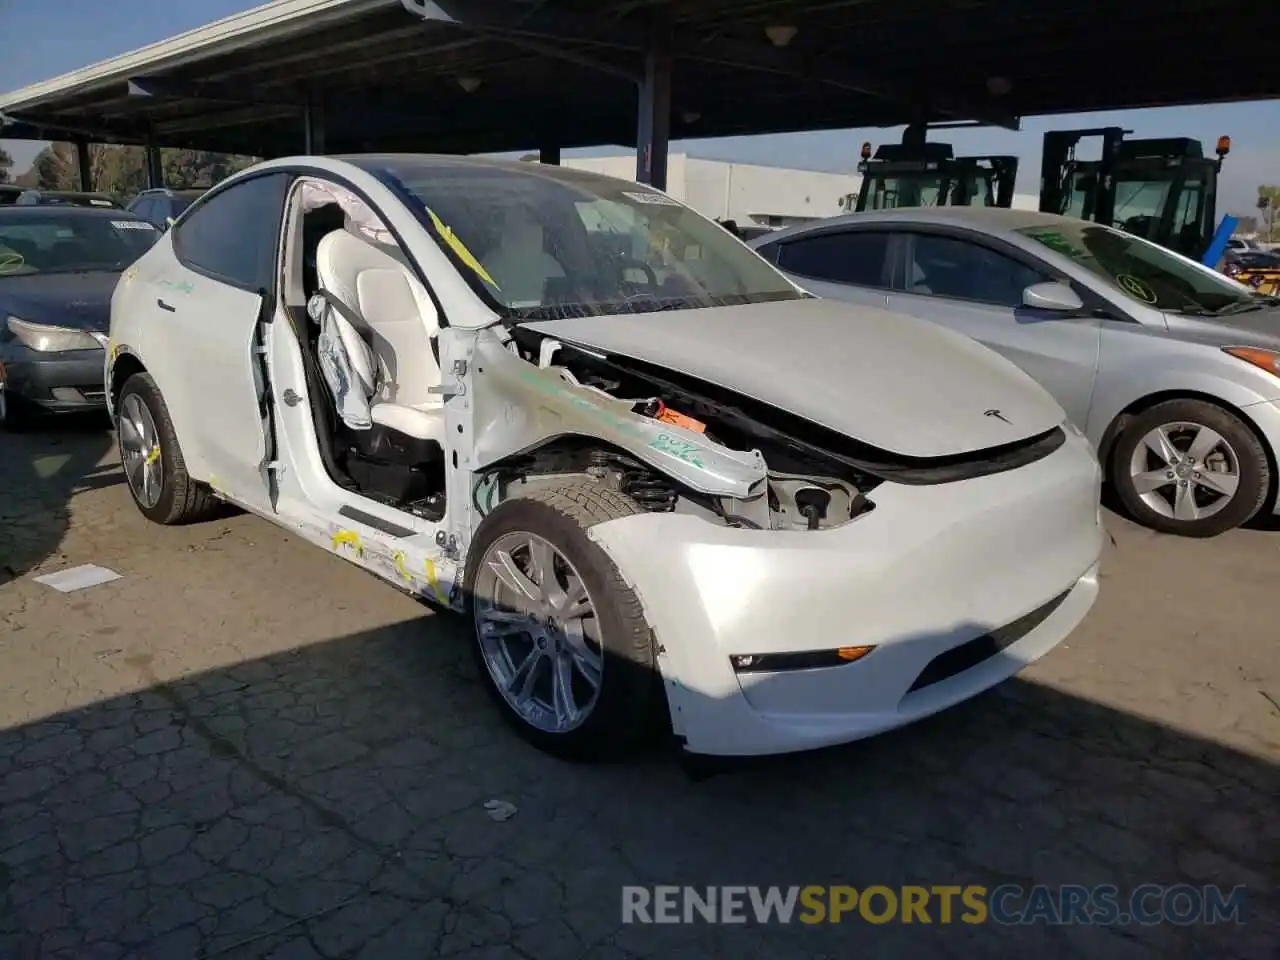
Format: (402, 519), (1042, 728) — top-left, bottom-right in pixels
(0, 344), (106, 412)
(589, 427), (1105, 757)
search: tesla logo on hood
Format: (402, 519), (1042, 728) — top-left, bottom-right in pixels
(984, 408), (1012, 424)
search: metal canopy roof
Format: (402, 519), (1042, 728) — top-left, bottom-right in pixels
(1, 0), (1275, 157)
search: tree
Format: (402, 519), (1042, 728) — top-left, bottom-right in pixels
(1258, 186), (1280, 243)
(32, 142), (79, 190)
(21, 142), (258, 199)
(0, 145), (12, 184)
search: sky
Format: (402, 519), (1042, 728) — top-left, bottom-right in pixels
(2, 0), (1278, 217)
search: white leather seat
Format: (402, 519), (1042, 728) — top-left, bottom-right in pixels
(480, 212), (565, 305)
(314, 228), (446, 442)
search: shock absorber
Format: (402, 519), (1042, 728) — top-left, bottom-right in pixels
(621, 470), (678, 511)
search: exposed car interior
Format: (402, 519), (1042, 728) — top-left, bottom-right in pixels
(286, 182), (447, 520)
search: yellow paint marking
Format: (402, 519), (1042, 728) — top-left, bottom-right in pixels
(424, 558), (449, 606)
(145, 447), (161, 466)
(392, 551), (414, 583)
(427, 208), (499, 289)
(331, 529), (363, 556)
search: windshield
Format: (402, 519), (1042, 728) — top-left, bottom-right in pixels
(1015, 220), (1275, 315)
(365, 158), (801, 320)
(864, 174), (944, 209)
(0, 213), (159, 277)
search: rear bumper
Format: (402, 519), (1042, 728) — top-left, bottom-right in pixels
(0, 345), (106, 412)
(589, 426), (1105, 757)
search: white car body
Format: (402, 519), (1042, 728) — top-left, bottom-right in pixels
(107, 155), (1103, 758)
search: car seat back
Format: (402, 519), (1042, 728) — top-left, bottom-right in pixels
(315, 227), (442, 410)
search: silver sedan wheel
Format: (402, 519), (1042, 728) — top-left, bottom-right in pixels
(1128, 420), (1240, 522)
(473, 531), (604, 734)
(118, 393), (164, 509)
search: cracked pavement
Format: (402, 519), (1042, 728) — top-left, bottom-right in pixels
(1, 419), (1277, 959)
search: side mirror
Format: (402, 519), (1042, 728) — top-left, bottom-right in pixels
(1022, 281), (1083, 312)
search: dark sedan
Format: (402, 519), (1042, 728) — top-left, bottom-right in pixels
(0, 206), (159, 428)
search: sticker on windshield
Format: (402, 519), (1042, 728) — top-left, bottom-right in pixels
(1116, 274), (1157, 304)
(112, 219), (155, 231)
(622, 190), (682, 207)
(1022, 229), (1089, 261)
(89, 199), (113, 207)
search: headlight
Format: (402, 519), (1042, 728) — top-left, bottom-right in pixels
(1222, 346), (1280, 377)
(6, 316), (104, 353)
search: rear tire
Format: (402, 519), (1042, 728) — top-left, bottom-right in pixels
(1111, 398), (1268, 538)
(464, 483), (662, 762)
(0, 389), (32, 432)
(116, 372), (220, 525)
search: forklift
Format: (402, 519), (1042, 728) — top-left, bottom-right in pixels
(840, 123), (1229, 260)
(1038, 127), (1230, 259)
(839, 125), (1018, 213)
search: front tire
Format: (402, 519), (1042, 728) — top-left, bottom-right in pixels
(464, 483), (661, 762)
(1111, 398), (1269, 538)
(116, 372), (220, 525)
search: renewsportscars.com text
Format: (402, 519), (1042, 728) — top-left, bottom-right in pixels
(621, 884), (1247, 926)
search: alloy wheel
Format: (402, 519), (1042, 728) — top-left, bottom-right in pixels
(1128, 420), (1241, 522)
(118, 393), (164, 509)
(473, 531), (605, 734)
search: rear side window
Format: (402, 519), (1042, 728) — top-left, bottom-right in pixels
(775, 230), (890, 287)
(907, 233), (1047, 307)
(174, 173), (289, 290)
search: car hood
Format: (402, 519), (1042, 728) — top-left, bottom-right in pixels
(0, 271), (120, 332)
(521, 297), (1067, 458)
(1166, 303), (1280, 349)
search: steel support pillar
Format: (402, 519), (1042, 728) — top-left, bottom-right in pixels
(144, 144), (163, 189)
(635, 28), (672, 190)
(74, 138), (92, 192)
(539, 144), (560, 165)
(304, 102), (326, 155)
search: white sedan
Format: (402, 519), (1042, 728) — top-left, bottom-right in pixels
(105, 155), (1104, 760)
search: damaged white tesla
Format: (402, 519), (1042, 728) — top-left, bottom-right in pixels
(106, 155), (1104, 761)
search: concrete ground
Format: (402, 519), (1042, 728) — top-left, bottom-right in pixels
(1, 418), (1276, 960)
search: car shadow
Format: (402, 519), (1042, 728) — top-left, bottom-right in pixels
(0, 413), (116, 586)
(0, 607), (1272, 958)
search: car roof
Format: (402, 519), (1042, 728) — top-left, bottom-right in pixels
(0, 205), (141, 220)
(755, 206), (1078, 245)
(331, 152), (668, 193)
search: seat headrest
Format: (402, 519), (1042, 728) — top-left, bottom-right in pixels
(315, 227), (439, 339)
(317, 228), (404, 303)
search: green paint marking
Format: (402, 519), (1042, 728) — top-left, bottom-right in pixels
(649, 432), (705, 468)
(511, 362), (711, 468)
(157, 278), (195, 295)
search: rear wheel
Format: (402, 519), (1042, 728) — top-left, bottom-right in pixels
(0, 386), (32, 432)
(464, 483), (661, 762)
(1111, 398), (1269, 538)
(116, 372), (220, 525)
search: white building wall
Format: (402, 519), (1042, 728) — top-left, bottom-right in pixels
(562, 153), (859, 224)
(559, 152), (1042, 220)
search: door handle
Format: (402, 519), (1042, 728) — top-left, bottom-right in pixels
(157, 299), (176, 312)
